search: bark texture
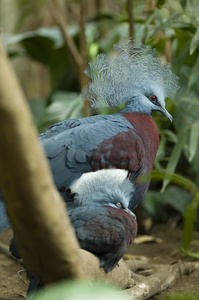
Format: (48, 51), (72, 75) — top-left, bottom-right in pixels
(0, 41), (84, 284)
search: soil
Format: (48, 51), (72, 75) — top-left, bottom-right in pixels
(0, 219), (199, 300)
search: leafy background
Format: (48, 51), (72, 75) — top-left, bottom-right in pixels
(1, 0), (199, 262)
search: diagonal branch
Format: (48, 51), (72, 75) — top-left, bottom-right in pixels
(48, 0), (83, 84)
(127, 0), (134, 39)
(0, 40), (84, 284)
(48, 0), (90, 116)
(79, 0), (90, 116)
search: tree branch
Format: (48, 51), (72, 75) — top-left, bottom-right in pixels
(127, 0), (134, 39)
(0, 40), (84, 284)
(79, 0), (90, 116)
(48, 0), (83, 84)
(48, 0), (90, 116)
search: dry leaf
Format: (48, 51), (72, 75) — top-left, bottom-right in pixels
(134, 235), (163, 244)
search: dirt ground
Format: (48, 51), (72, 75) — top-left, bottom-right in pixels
(0, 220), (199, 300)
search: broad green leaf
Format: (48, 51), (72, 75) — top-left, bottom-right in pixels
(188, 143), (199, 175)
(190, 27), (199, 54)
(162, 129), (188, 191)
(27, 280), (131, 300)
(2, 26), (78, 50)
(174, 96), (199, 127)
(168, 173), (198, 195)
(189, 121), (199, 161)
(37, 93), (83, 133)
(172, 40), (190, 71)
(188, 55), (199, 89)
(142, 186), (192, 221)
(164, 187), (192, 215)
(2, 32), (35, 47)
(147, 170), (198, 195)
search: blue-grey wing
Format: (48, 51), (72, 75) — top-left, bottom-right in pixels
(40, 114), (134, 202)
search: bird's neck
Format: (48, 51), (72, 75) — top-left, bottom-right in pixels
(122, 112), (159, 171)
(121, 100), (152, 115)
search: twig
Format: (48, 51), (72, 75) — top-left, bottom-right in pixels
(127, 0), (134, 39)
(17, 269), (29, 286)
(79, 0), (90, 116)
(65, 2), (80, 24)
(79, 0), (88, 73)
(123, 261), (199, 300)
(48, 0), (90, 116)
(48, 0), (83, 83)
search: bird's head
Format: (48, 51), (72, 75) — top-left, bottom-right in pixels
(107, 200), (136, 219)
(70, 168), (135, 218)
(124, 83), (173, 122)
(83, 41), (179, 121)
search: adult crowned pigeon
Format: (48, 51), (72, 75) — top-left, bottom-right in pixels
(10, 169), (137, 273)
(10, 169), (137, 296)
(0, 40), (179, 230)
(40, 40), (179, 211)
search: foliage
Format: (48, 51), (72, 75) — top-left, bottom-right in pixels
(2, 26), (80, 93)
(26, 279), (198, 300)
(36, 92), (83, 133)
(132, 0), (199, 257)
(26, 280), (130, 300)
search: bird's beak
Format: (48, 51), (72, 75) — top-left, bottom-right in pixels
(158, 106), (173, 122)
(124, 208), (136, 219)
(108, 203), (136, 219)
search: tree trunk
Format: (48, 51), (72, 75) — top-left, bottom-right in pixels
(0, 40), (84, 284)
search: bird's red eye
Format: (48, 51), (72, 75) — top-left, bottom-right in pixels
(150, 95), (157, 102)
(116, 202), (123, 208)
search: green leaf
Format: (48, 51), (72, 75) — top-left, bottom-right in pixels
(2, 27), (79, 92)
(189, 143), (199, 175)
(188, 55), (199, 89)
(172, 40), (190, 72)
(162, 129), (188, 191)
(2, 26), (79, 51)
(163, 187), (192, 215)
(27, 280), (131, 300)
(142, 186), (192, 221)
(141, 170), (198, 195)
(190, 27), (199, 55)
(189, 121), (199, 161)
(37, 93), (83, 133)
(183, 204), (195, 250)
(182, 249), (199, 259)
